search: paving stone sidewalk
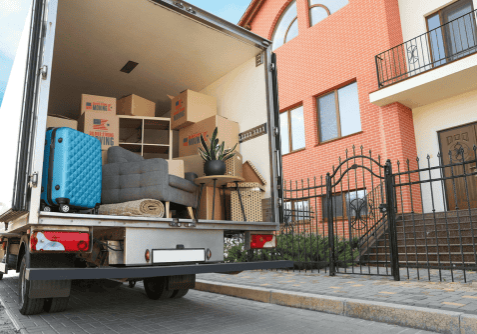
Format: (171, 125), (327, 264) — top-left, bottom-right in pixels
(199, 268), (477, 314)
(0, 273), (436, 334)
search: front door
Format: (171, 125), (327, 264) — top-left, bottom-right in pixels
(439, 123), (477, 210)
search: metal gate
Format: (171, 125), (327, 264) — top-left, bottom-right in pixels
(324, 150), (399, 280)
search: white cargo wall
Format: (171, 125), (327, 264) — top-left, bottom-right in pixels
(200, 57), (271, 196)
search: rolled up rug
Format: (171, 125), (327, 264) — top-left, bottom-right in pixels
(99, 199), (165, 218)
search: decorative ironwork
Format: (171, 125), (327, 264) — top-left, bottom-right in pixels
(376, 9), (477, 87)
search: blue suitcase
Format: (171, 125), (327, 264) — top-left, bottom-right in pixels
(40, 127), (102, 213)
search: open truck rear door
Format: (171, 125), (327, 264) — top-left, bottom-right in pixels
(0, 0), (58, 225)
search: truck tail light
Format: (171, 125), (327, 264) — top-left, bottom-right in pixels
(31, 231), (90, 252)
(250, 234), (276, 249)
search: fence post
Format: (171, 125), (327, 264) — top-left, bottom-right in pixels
(326, 173), (335, 276)
(385, 160), (400, 281)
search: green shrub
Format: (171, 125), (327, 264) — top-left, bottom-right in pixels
(224, 233), (359, 270)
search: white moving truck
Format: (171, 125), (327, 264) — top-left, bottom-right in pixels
(0, 0), (290, 315)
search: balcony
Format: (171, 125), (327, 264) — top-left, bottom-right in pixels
(370, 9), (477, 108)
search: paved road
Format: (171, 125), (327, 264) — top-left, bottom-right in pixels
(201, 269), (477, 314)
(0, 273), (437, 334)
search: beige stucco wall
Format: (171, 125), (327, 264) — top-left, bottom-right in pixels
(413, 88), (477, 212)
(398, 0), (477, 43)
(200, 57), (272, 197)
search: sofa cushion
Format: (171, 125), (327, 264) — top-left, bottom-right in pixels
(107, 146), (144, 164)
(169, 175), (197, 193)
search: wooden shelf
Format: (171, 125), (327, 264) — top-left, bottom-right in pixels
(118, 115), (172, 159)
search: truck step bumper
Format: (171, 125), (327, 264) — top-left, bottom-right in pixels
(26, 261), (294, 281)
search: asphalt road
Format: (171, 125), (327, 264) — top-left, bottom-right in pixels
(0, 273), (437, 334)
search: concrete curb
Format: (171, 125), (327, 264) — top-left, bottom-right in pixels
(195, 279), (477, 334)
(0, 293), (24, 333)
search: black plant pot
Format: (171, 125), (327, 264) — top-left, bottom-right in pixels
(204, 160), (226, 176)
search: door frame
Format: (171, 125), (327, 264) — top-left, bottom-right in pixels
(437, 120), (477, 212)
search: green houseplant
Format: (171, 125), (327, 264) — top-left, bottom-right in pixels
(199, 127), (237, 176)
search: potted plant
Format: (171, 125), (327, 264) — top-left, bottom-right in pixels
(199, 127), (237, 176)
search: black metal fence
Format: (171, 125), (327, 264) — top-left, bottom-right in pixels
(376, 8), (477, 87)
(226, 145), (477, 283)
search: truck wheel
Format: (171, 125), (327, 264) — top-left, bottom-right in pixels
(43, 206), (52, 212)
(44, 297), (69, 313)
(144, 277), (173, 300)
(129, 280), (136, 288)
(18, 257), (44, 315)
(171, 289), (189, 299)
(0, 273), (3, 280)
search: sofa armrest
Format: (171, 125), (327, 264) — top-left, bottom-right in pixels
(169, 175), (198, 193)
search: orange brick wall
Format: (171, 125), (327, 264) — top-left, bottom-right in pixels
(247, 0), (419, 184)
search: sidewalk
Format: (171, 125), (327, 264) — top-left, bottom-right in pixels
(196, 268), (477, 334)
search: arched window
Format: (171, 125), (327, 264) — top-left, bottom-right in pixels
(309, 0), (348, 27)
(272, 1), (298, 50)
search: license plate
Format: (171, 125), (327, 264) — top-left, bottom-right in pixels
(152, 249), (205, 263)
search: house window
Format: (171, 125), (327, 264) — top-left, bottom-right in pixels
(321, 190), (367, 220)
(309, 0), (348, 27)
(272, 1), (298, 50)
(280, 105), (306, 155)
(283, 200), (312, 224)
(426, 0), (476, 66)
(317, 82), (361, 143)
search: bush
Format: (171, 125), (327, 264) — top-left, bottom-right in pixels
(224, 233), (359, 270)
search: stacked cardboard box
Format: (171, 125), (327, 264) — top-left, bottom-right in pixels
(77, 94), (119, 165)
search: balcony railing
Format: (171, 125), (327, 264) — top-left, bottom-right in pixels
(375, 9), (477, 88)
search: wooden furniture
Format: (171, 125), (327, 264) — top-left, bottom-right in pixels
(118, 115), (172, 160)
(195, 176), (245, 221)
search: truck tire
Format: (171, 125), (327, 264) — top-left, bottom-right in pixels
(144, 277), (173, 300)
(44, 297), (69, 313)
(18, 257), (45, 315)
(171, 289), (189, 299)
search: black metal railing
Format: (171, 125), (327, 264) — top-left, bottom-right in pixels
(225, 145), (477, 283)
(376, 8), (477, 87)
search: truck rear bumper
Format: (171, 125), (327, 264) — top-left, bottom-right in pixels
(26, 261), (294, 281)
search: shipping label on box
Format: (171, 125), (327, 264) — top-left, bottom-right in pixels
(78, 111), (119, 151)
(179, 115), (239, 157)
(81, 94), (116, 115)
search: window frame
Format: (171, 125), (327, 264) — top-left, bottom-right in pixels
(316, 82), (361, 144)
(425, 0), (475, 65)
(280, 105), (306, 155)
(321, 189), (368, 221)
(309, 3), (331, 27)
(272, 0), (299, 50)
(283, 199), (313, 225)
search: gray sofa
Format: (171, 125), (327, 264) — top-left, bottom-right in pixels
(102, 147), (199, 217)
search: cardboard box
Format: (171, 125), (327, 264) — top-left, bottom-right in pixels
(78, 111), (119, 151)
(47, 115), (77, 130)
(117, 94), (156, 117)
(179, 115), (239, 157)
(198, 187), (226, 220)
(173, 155), (205, 177)
(171, 90), (217, 130)
(102, 150), (108, 166)
(81, 94), (116, 115)
(168, 160), (184, 178)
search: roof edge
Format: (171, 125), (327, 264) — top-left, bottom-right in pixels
(238, 0), (266, 29)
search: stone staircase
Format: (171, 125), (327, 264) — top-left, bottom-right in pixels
(359, 209), (477, 269)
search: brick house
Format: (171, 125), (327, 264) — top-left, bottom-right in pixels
(238, 0), (418, 228)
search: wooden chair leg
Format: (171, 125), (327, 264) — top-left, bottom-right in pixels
(165, 202), (170, 218)
(187, 207), (194, 219)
